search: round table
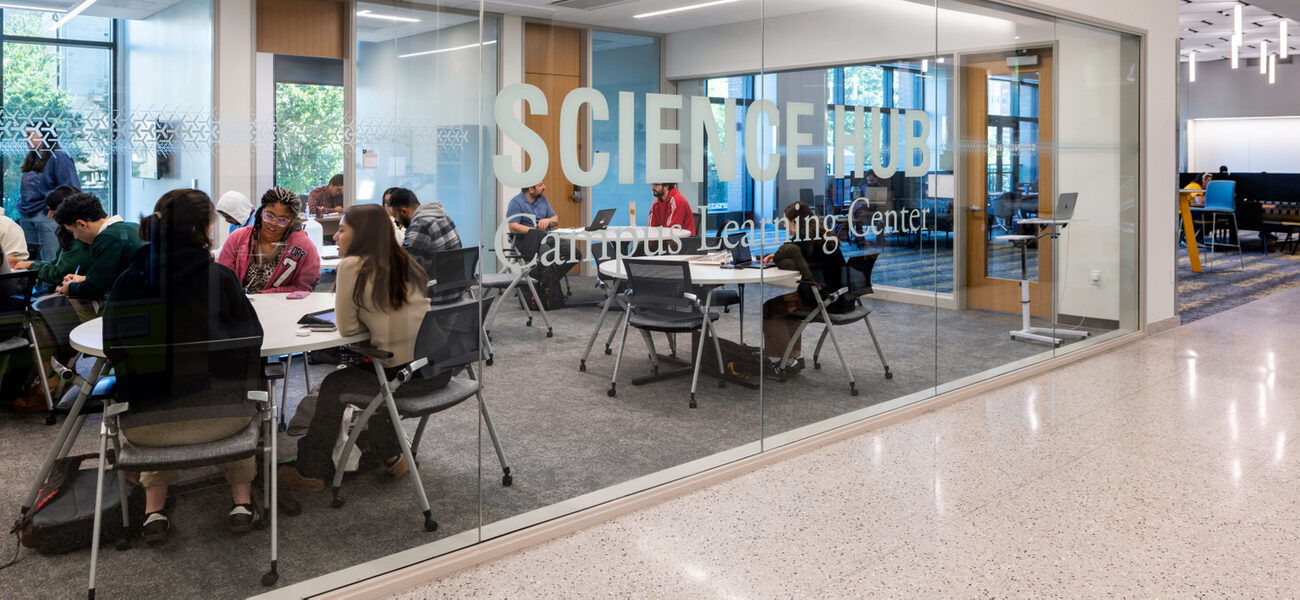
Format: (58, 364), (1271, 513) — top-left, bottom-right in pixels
(597, 255), (801, 286)
(551, 225), (693, 243)
(70, 292), (368, 358)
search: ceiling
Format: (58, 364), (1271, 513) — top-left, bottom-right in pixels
(3, 0), (186, 22)
(1180, 0), (1298, 63)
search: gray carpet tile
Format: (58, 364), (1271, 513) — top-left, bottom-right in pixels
(1177, 232), (1300, 324)
(0, 278), (1112, 598)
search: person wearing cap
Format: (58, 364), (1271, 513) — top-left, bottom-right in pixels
(217, 187), (321, 294)
(216, 190), (256, 233)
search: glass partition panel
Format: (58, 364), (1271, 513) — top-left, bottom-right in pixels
(756, 0), (941, 449)
(478, 2), (765, 541)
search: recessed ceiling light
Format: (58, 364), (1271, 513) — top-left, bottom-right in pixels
(399, 39), (495, 59)
(634, 0), (740, 19)
(0, 2), (66, 12)
(357, 9), (421, 23)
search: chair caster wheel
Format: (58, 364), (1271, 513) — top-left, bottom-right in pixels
(546, 328), (553, 338)
(884, 369), (893, 379)
(115, 537), (131, 551)
(502, 471), (513, 487)
(850, 383), (859, 396)
(526, 318), (533, 327)
(486, 355), (494, 366)
(717, 379), (725, 388)
(579, 360), (587, 372)
(423, 510), (438, 532)
(604, 346), (612, 355)
(689, 393), (697, 409)
(607, 384), (617, 397)
(331, 492), (345, 509)
(261, 570), (279, 587)
(45, 414), (57, 426)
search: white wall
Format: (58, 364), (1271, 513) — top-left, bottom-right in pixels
(213, 0), (255, 236)
(1188, 117), (1300, 174)
(122, 0), (214, 221)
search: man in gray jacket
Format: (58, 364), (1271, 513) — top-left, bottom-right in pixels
(385, 187), (462, 303)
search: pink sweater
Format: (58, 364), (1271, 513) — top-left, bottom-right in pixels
(217, 226), (321, 294)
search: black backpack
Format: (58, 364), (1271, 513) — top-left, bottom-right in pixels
(14, 453), (143, 555)
(522, 264), (567, 311)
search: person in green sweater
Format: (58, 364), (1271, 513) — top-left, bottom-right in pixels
(13, 185), (90, 286)
(51, 192), (144, 300)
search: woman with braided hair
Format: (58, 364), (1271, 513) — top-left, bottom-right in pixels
(218, 186), (321, 294)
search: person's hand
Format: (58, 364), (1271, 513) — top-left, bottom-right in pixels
(762, 254), (775, 264)
(14, 260), (33, 270)
(6, 255), (22, 269)
(56, 282), (70, 295)
(63, 273), (85, 285)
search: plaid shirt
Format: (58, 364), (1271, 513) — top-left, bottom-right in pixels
(307, 185), (342, 215)
(403, 202), (462, 303)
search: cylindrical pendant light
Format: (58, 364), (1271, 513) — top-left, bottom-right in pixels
(1269, 53), (1277, 84)
(1189, 50), (1197, 83)
(1282, 21), (1290, 59)
(1232, 36), (1240, 69)
(1261, 41), (1269, 74)
(1234, 4), (1243, 41)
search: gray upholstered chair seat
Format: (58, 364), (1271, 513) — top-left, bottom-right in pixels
(342, 376), (479, 417)
(628, 308), (721, 332)
(480, 272), (531, 288)
(789, 305), (870, 326)
(115, 415), (261, 472)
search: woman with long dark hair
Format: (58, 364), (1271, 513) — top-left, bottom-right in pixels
(103, 189), (265, 542)
(760, 201), (844, 379)
(217, 186), (320, 294)
(18, 121), (81, 263)
(279, 204), (436, 492)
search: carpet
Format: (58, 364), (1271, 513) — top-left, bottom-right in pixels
(1177, 232), (1300, 324)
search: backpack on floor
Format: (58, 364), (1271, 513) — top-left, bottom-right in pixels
(522, 264), (566, 311)
(15, 452), (143, 555)
(698, 336), (763, 386)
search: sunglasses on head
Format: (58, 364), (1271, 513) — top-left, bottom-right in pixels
(261, 211), (293, 228)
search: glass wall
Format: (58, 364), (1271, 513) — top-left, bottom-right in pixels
(0, 0), (1141, 597)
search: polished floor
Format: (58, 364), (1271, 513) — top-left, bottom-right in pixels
(391, 285), (1300, 597)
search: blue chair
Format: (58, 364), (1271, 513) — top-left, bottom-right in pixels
(1191, 180), (1244, 268)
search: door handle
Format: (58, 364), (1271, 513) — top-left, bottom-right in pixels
(969, 206), (986, 212)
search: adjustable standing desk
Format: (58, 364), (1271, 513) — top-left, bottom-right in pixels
(995, 217), (1090, 347)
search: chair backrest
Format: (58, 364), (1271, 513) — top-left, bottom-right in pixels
(428, 247), (479, 302)
(676, 236), (722, 255)
(1205, 180), (1236, 211)
(411, 296), (495, 378)
(0, 271), (36, 341)
(103, 303), (263, 425)
(843, 253), (880, 300)
(32, 294), (81, 349)
(623, 258), (694, 311)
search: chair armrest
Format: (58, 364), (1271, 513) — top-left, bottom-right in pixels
(246, 390), (270, 407)
(346, 343), (394, 361)
(104, 402), (130, 417)
(396, 357), (429, 383)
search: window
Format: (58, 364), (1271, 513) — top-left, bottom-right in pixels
(1, 10), (115, 217)
(273, 82), (344, 195)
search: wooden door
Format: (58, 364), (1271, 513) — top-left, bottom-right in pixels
(961, 49), (1054, 316)
(524, 23), (583, 231)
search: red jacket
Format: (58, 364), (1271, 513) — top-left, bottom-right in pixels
(649, 188), (697, 236)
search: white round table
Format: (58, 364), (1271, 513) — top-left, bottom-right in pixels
(597, 255), (801, 286)
(69, 292), (368, 358)
(551, 225), (693, 243)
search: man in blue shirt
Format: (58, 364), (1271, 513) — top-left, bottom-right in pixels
(504, 183), (580, 308)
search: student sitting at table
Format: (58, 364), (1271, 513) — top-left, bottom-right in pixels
(307, 174), (344, 216)
(278, 204), (440, 493)
(0, 213), (28, 270)
(1180, 173), (1212, 208)
(104, 188), (265, 542)
(52, 192), (145, 301)
(12, 186), (90, 285)
(648, 182), (697, 236)
(384, 187), (462, 303)
(216, 190), (255, 232)
(218, 187), (321, 294)
(760, 202), (847, 380)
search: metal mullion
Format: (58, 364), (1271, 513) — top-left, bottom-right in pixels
(1, 34), (113, 49)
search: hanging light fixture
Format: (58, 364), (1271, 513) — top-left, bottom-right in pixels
(1189, 50), (1197, 83)
(1282, 21), (1289, 59)
(1234, 4), (1243, 42)
(1261, 41), (1269, 74)
(1269, 53), (1277, 84)
(1232, 35), (1240, 69)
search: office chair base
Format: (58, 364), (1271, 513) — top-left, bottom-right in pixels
(607, 383), (617, 397)
(1010, 326), (1088, 347)
(578, 359), (587, 372)
(502, 467), (513, 487)
(261, 562), (278, 586)
(423, 510), (438, 532)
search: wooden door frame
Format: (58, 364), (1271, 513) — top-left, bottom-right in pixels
(960, 48), (1054, 317)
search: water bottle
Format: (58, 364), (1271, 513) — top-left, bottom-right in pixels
(304, 216), (324, 251)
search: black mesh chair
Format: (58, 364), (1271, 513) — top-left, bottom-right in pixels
(579, 240), (649, 371)
(88, 332), (278, 596)
(778, 252), (893, 395)
(430, 247), (499, 365)
(481, 228), (553, 338)
(608, 258), (725, 408)
(331, 297), (511, 532)
(0, 271), (55, 422)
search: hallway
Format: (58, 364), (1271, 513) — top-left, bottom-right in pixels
(390, 287), (1300, 597)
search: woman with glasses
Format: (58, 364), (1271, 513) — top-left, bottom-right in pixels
(218, 187), (321, 294)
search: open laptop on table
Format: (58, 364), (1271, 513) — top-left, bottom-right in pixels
(586, 208), (616, 231)
(725, 233), (777, 269)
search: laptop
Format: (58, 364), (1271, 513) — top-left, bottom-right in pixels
(726, 233), (777, 269)
(586, 208), (616, 231)
(1054, 192), (1078, 221)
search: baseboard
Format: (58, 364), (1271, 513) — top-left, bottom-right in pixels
(305, 329), (1148, 600)
(1146, 315), (1180, 334)
(1057, 313), (1120, 330)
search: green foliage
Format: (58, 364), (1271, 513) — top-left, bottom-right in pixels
(274, 83), (344, 196)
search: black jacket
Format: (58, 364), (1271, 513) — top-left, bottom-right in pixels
(103, 243), (264, 427)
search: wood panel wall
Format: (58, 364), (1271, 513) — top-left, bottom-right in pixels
(256, 0), (347, 59)
(524, 23), (584, 231)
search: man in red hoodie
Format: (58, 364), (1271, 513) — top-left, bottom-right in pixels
(648, 183), (697, 236)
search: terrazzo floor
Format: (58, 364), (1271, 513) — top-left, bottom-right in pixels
(387, 281), (1300, 597)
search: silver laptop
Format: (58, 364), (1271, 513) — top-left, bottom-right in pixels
(1054, 192), (1078, 220)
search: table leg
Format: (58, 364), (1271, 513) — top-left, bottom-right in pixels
(1180, 197), (1201, 273)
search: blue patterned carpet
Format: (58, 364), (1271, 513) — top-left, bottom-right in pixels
(1178, 233), (1300, 323)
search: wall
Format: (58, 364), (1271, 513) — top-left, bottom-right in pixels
(214, 0), (255, 224)
(1188, 117), (1300, 173)
(123, 0), (213, 221)
(1179, 57), (1300, 120)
